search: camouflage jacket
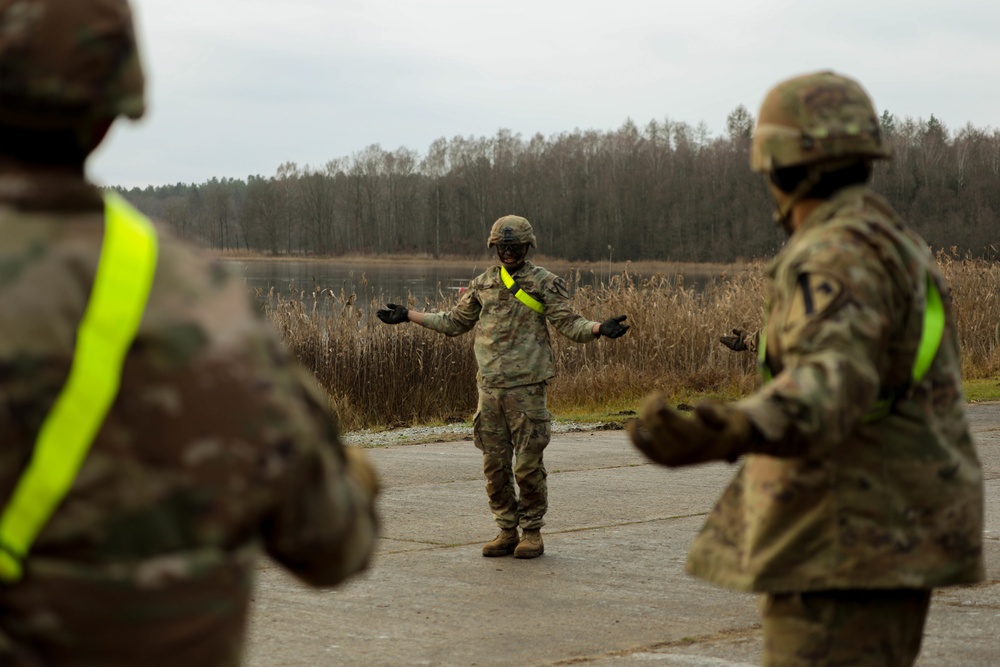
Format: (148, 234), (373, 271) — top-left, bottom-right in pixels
(0, 174), (378, 667)
(687, 185), (984, 592)
(421, 261), (598, 388)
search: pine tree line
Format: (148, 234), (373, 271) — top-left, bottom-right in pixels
(116, 108), (1000, 263)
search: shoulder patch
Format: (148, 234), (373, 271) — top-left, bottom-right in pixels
(547, 275), (571, 300)
(782, 272), (844, 332)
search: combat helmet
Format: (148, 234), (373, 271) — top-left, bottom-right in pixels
(0, 0), (145, 129)
(487, 215), (537, 249)
(751, 70), (891, 174)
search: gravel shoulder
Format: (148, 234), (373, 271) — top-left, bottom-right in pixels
(343, 398), (1000, 448)
(342, 418), (624, 447)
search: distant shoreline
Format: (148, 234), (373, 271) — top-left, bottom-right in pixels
(217, 251), (755, 277)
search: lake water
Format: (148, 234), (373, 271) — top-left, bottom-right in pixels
(232, 258), (728, 314)
(233, 259), (486, 305)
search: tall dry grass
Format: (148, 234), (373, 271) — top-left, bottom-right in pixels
(937, 253), (1000, 379)
(262, 259), (1000, 431)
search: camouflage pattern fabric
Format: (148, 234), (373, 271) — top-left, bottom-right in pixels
(487, 214), (536, 248)
(421, 259), (598, 529)
(759, 589), (930, 667)
(473, 383), (550, 530)
(0, 174), (378, 666)
(687, 184), (984, 592)
(421, 261), (599, 388)
(750, 71), (891, 174)
(0, 0), (145, 128)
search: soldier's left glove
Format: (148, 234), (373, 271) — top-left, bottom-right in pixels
(598, 315), (629, 338)
(376, 303), (409, 325)
(626, 394), (757, 467)
(719, 328), (748, 351)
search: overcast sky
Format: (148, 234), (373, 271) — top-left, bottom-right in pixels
(88, 0), (1000, 188)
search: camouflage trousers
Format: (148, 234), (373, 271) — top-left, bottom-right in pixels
(759, 589), (931, 667)
(473, 383), (551, 530)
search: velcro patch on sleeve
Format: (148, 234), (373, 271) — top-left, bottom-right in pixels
(782, 272), (844, 332)
(548, 276), (571, 300)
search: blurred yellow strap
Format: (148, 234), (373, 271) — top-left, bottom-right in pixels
(757, 325), (769, 381)
(912, 273), (944, 384)
(0, 193), (158, 582)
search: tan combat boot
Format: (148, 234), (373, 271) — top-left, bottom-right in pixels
(482, 528), (519, 557)
(514, 529), (544, 559)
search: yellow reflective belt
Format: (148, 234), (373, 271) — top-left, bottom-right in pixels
(759, 272), (945, 423)
(500, 266), (545, 314)
(0, 193), (158, 582)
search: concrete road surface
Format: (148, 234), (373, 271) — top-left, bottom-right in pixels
(245, 402), (1000, 667)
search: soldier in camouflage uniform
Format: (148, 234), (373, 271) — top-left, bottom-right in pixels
(627, 71), (984, 666)
(0, 1), (379, 665)
(378, 216), (629, 558)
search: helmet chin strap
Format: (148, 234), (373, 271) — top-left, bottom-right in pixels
(769, 174), (819, 235)
(769, 157), (858, 234)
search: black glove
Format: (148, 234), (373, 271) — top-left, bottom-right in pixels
(719, 328), (747, 351)
(598, 315), (629, 339)
(376, 303), (409, 325)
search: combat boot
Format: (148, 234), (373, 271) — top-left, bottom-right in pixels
(482, 528), (519, 557)
(514, 529), (544, 559)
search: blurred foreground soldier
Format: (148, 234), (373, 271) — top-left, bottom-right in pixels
(628, 72), (983, 667)
(378, 215), (629, 558)
(0, 1), (378, 665)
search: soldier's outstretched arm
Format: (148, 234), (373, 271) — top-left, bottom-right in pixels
(627, 395), (759, 467)
(261, 363), (379, 588)
(375, 304), (435, 327)
(543, 275), (603, 342)
(418, 280), (482, 337)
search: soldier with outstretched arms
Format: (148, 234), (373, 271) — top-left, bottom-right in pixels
(378, 216), (629, 558)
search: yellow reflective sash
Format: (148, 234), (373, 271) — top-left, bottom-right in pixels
(500, 266), (544, 314)
(0, 193), (158, 582)
(911, 273), (945, 383)
(759, 272), (945, 422)
(863, 274), (944, 421)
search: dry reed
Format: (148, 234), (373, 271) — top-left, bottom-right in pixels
(261, 259), (1000, 431)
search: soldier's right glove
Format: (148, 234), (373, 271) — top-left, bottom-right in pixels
(719, 328), (748, 351)
(626, 394), (757, 467)
(343, 446), (380, 496)
(598, 315), (630, 338)
(376, 303), (409, 325)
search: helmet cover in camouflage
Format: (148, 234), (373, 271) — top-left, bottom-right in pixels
(750, 71), (891, 173)
(487, 215), (537, 249)
(0, 0), (145, 129)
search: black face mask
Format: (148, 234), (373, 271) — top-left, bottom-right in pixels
(497, 243), (528, 267)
